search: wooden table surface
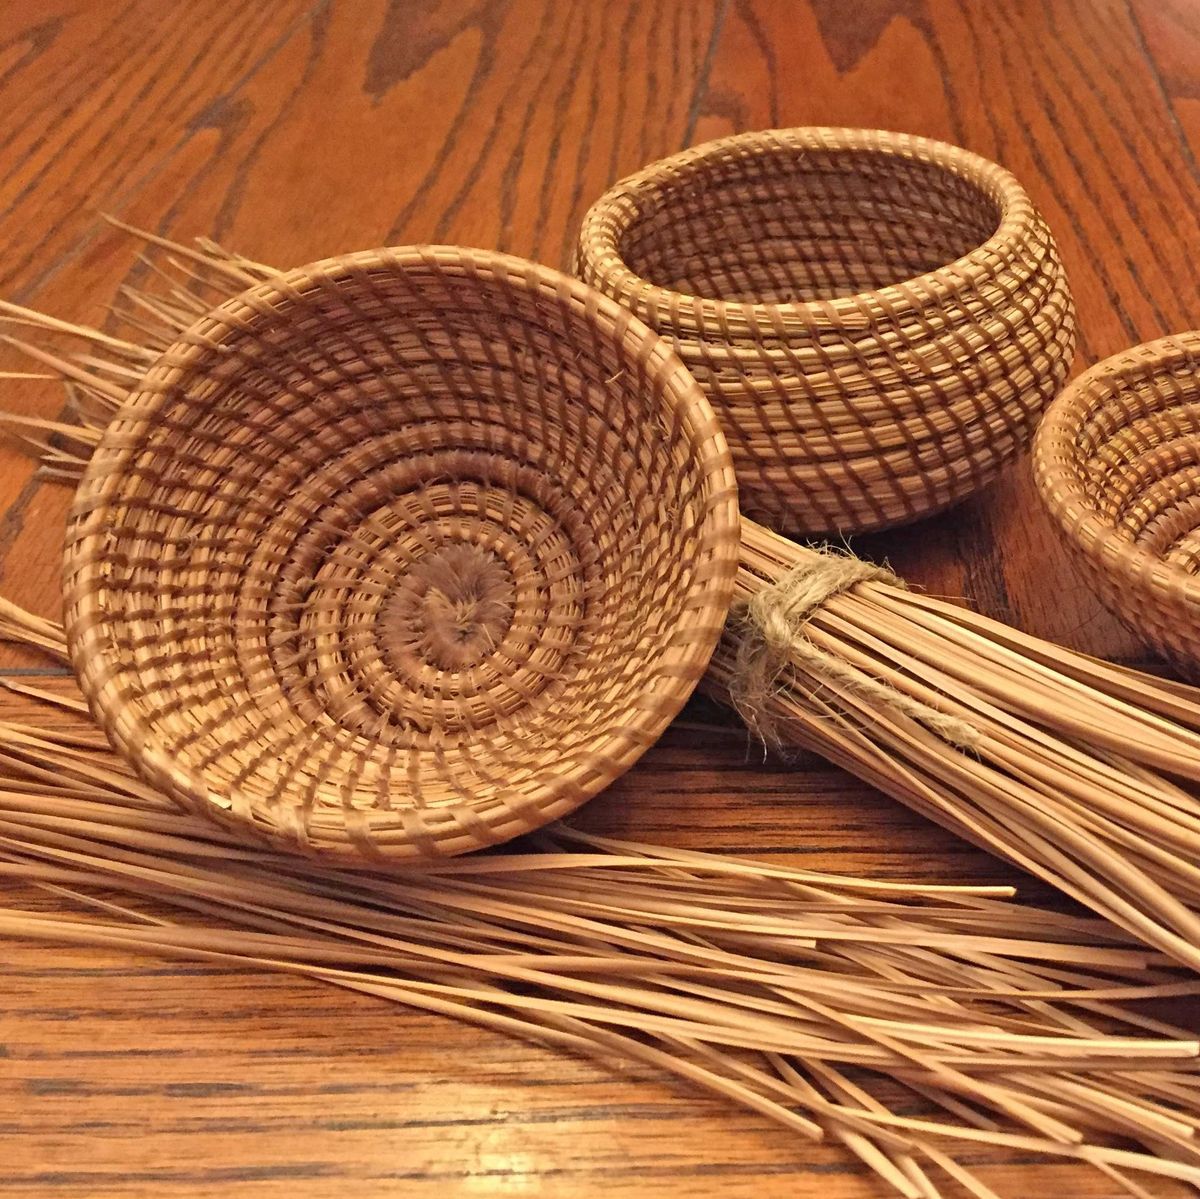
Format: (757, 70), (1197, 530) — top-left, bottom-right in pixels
(1, 2), (1199, 1196)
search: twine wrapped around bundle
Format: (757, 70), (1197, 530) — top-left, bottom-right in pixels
(730, 551), (980, 751)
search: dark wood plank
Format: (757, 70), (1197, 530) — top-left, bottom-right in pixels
(1130, 0), (1200, 170)
(0, 0), (314, 300)
(0, 0), (320, 659)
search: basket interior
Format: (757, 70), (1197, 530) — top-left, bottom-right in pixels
(66, 256), (732, 850)
(617, 144), (1003, 304)
(1070, 348), (1200, 574)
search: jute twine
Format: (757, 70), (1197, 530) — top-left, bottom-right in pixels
(730, 552), (981, 750)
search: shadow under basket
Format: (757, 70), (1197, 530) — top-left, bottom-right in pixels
(576, 127), (1076, 536)
(62, 247), (740, 863)
(1034, 330), (1200, 675)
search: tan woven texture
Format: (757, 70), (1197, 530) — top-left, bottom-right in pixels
(62, 246), (740, 862)
(575, 127), (1076, 536)
(1035, 330), (1200, 673)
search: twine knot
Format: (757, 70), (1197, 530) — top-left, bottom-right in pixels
(730, 549), (980, 751)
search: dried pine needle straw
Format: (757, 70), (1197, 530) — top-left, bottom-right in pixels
(7, 228), (1200, 976)
(5, 233), (1200, 1193)
(709, 520), (1200, 974)
(575, 127), (1076, 537)
(0, 663), (1199, 1197)
(40, 246), (740, 861)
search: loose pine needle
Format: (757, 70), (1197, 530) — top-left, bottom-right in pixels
(0, 657), (1197, 1193)
(8, 227), (1200, 971)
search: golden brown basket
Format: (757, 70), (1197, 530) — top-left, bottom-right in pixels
(62, 246), (740, 862)
(575, 127), (1076, 536)
(1034, 330), (1200, 673)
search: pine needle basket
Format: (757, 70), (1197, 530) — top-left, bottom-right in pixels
(62, 246), (740, 862)
(575, 127), (1076, 536)
(1034, 330), (1200, 673)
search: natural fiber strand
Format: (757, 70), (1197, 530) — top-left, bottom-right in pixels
(7, 228), (1200, 971)
(730, 550), (980, 750)
(0, 662), (1198, 1194)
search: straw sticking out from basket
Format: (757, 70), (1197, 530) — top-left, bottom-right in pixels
(0, 219), (271, 479)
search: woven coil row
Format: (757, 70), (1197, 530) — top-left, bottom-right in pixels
(576, 127), (1077, 536)
(63, 247), (740, 861)
(1035, 330), (1200, 674)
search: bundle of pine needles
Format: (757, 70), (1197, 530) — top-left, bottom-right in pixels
(708, 522), (1200, 975)
(1, 655), (1200, 1196)
(4, 226), (1200, 977)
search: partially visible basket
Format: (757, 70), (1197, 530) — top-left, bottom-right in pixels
(63, 247), (740, 862)
(576, 127), (1076, 536)
(1034, 331), (1200, 673)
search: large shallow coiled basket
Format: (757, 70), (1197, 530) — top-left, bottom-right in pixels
(1034, 331), (1200, 674)
(63, 247), (740, 862)
(576, 127), (1076, 536)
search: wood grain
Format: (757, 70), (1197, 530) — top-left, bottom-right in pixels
(1131, 0), (1200, 169)
(1, 1), (1198, 1195)
(0, 0), (723, 650)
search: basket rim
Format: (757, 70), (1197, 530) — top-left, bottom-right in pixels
(576, 126), (1043, 327)
(1033, 329), (1200, 608)
(62, 244), (742, 858)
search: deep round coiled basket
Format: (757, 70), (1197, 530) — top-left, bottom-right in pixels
(63, 247), (740, 862)
(576, 127), (1076, 536)
(1034, 330), (1200, 674)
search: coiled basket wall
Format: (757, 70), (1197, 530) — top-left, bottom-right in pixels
(63, 247), (740, 862)
(1035, 330), (1200, 674)
(576, 127), (1076, 536)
